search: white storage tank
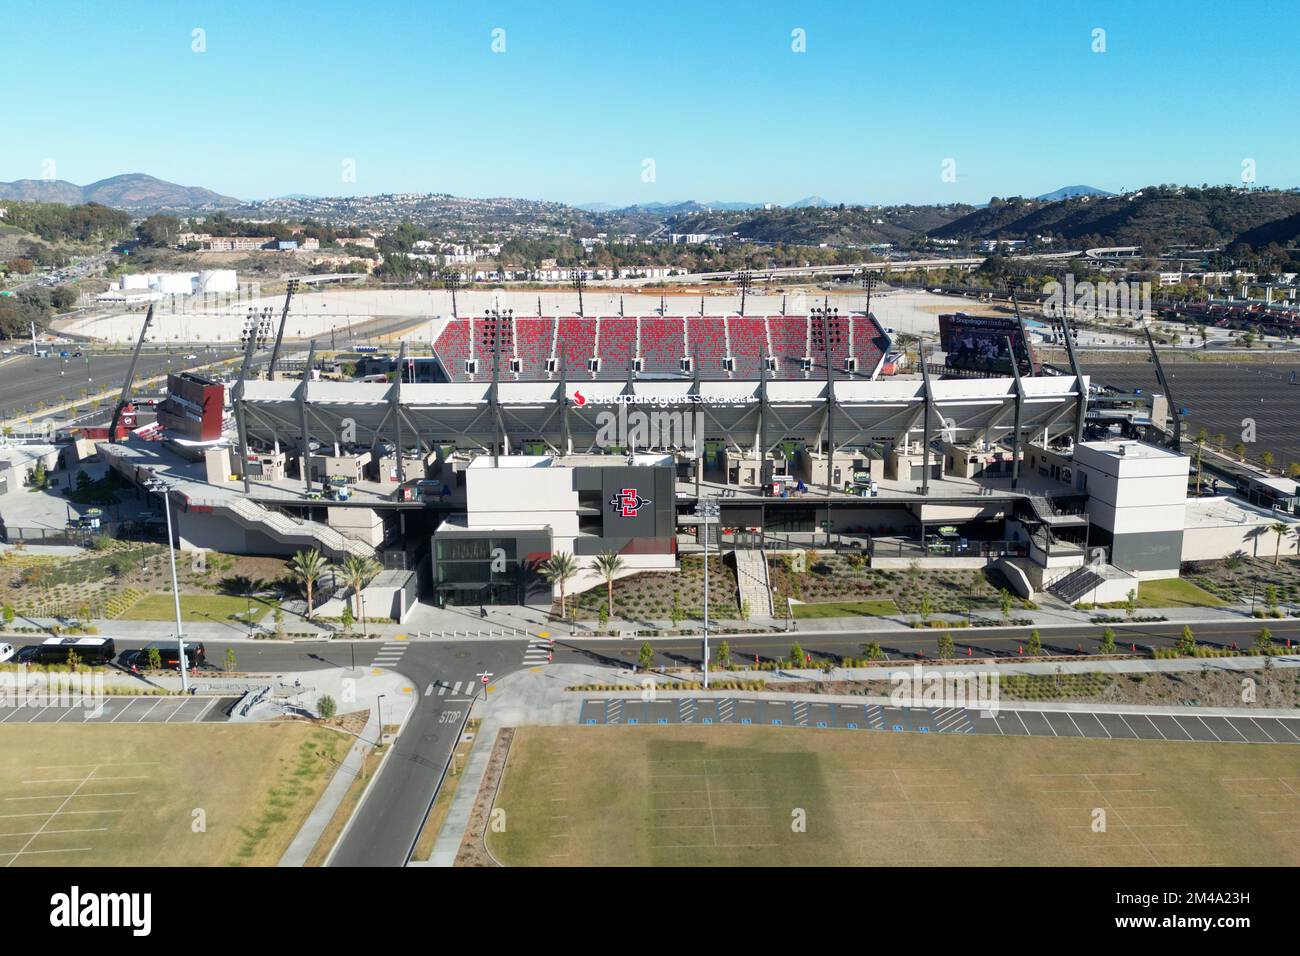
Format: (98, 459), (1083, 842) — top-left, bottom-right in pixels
(197, 269), (238, 294)
(155, 272), (199, 295)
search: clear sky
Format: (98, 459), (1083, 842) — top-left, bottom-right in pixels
(3, 0), (1297, 206)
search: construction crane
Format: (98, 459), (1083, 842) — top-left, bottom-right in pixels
(107, 304), (155, 444)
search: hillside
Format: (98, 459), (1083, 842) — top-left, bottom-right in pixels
(0, 173), (242, 212)
(927, 186), (1300, 250)
(668, 204), (974, 247)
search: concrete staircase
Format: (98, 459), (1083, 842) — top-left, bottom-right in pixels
(732, 548), (774, 618)
(220, 496), (377, 561)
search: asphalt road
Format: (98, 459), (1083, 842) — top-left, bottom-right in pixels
(0, 349), (239, 420)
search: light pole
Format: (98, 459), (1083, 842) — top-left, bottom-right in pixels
(736, 270), (753, 317)
(376, 693), (386, 746)
(441, 269), (461, 319)
(570, 269), (586, 317)
(695, 497), (721, 687)
(144, 477), (188, 693)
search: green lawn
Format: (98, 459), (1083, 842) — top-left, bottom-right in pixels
(113, 592), (275, 623)
(792, 598), (900, 619)
(0, 722), (346, 866)
(1138, 578), (1227, 609)
(488, 725), (1300, 867)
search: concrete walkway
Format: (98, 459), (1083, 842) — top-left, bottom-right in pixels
(278, 707), (379, 867)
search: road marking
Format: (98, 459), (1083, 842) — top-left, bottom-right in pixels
(424, 683), (435, 697)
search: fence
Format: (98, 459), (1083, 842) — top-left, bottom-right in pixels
(0, 521), (166, 548)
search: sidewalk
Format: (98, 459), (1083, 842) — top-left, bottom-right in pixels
(2, 598), (1294, 645)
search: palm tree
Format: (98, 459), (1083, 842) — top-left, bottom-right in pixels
(589, 551), (626, 619)
(540, 552), (579, 619)
(1192, 430), (1207, 494)
(290, 548), (327, 621)
(339, 554), (381, 636)
(1270, 522), (1290, 566)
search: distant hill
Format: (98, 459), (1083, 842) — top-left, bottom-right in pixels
(926, 186), (1300, 249)
(789, 195), (832, 208)
(1035, 185), (1113, 201)
(670, 203), (972, 246)
(0, 173), (243, 212)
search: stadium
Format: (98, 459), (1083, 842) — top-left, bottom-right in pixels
(87, 304), (1299, 615)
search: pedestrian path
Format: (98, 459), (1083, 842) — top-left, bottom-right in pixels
(424, 679), (476, 700)
(372, 640), (408, 669)
(521, 636), (553, 667)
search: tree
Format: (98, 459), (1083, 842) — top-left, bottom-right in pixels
(339, 555), (381, 636)
(637, 640), (654, 670)
(317, 695), (337, 719)
(340, 602), (354, 633)
(1177, 625), (1196, 656)
(147, 647), (162, 670)
(1, 604), (13, 627)
(66, 648), (81, 669)
(1124, 588), (1137, 618)
(290, 548), (327, 620)
(789, 641), (805, 666)
(1254, 626), (1274, 656)
(1261, 450), (1276, 470)
(918, 591), (934, 622)
(1026, 629), (1042, 657)
(1233, 441), (1247, 461)
(716, 640), (731, 668)
(589, 551), (625, 619)
(273, 604), (285, 637)
(937, 632), (955, 659)
(224, 647), (238, 671)
(540, 552), (579, 619)
(865, 640), (884, 661)
(136, 214), (181, 248)
(999, 588), (1013, 619)
(1099, 626), (1117, 655)
(1270, 522), (1290, 565)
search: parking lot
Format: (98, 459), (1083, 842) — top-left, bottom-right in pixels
(578, 697), (1300, 744)
(0, 695), (238, 724)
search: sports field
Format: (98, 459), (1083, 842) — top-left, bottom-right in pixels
(487, 725), (1300, 866)
(0, 722), (346, 866)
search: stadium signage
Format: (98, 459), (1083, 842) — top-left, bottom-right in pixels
(572, 389), (755, 407)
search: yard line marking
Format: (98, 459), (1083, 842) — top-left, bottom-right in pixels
(35, 762), (158, 769)
(3, 827), (108, 837)
(0, 847), (92, 859)
(0, 809), (125, 819)
(5, 764), (100, 867)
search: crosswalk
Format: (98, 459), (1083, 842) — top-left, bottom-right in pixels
(372, 641), (408, 669)
(522, 636), (554, 667)
(424, 679), (477, 699)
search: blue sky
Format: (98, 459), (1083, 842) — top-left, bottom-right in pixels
(3, 0), (1297, 206)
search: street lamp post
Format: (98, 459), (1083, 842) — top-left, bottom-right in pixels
(696, 497), (721, 687)
(376, 693), (386, 746)
(145, 477), (188, 694)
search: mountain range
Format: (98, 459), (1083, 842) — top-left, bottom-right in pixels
(0, 173), (243, 211)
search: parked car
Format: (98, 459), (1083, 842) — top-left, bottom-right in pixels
(0, 643), (14, 663)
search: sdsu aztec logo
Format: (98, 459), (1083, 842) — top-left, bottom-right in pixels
(609, 487), (651, 517)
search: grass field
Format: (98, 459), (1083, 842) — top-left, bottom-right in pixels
(114, 592), (274, 623)
(487, 726), (1300, 866)
(1137, 578), (1227, 609)
(0, 722), (346, 866)
(793, 599), (900, 619)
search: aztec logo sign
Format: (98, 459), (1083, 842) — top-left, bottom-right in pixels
(609, 487), (651, 517)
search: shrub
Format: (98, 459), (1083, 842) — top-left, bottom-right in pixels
(317, 695), (337, 719)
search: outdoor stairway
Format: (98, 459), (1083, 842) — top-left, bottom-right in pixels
(1046, 565), (1105, 604)
(220, 496), (376, 561)
(732, 547), (774, 618)
(1025, 494), (1089, 527)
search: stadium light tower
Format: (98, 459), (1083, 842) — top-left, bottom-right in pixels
(736, 270), (753, 317)
(695, 496), (721, 688)
(142, 475), (189, 694)
(860, 270), (880, 318)
(483, 307), (514, 466)
(441, 269), (462, 319)
(570, 269), (587, 317)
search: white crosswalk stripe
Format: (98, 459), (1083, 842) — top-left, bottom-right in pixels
(373, 642), (408, 668)
(522, 636), (554, 665)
